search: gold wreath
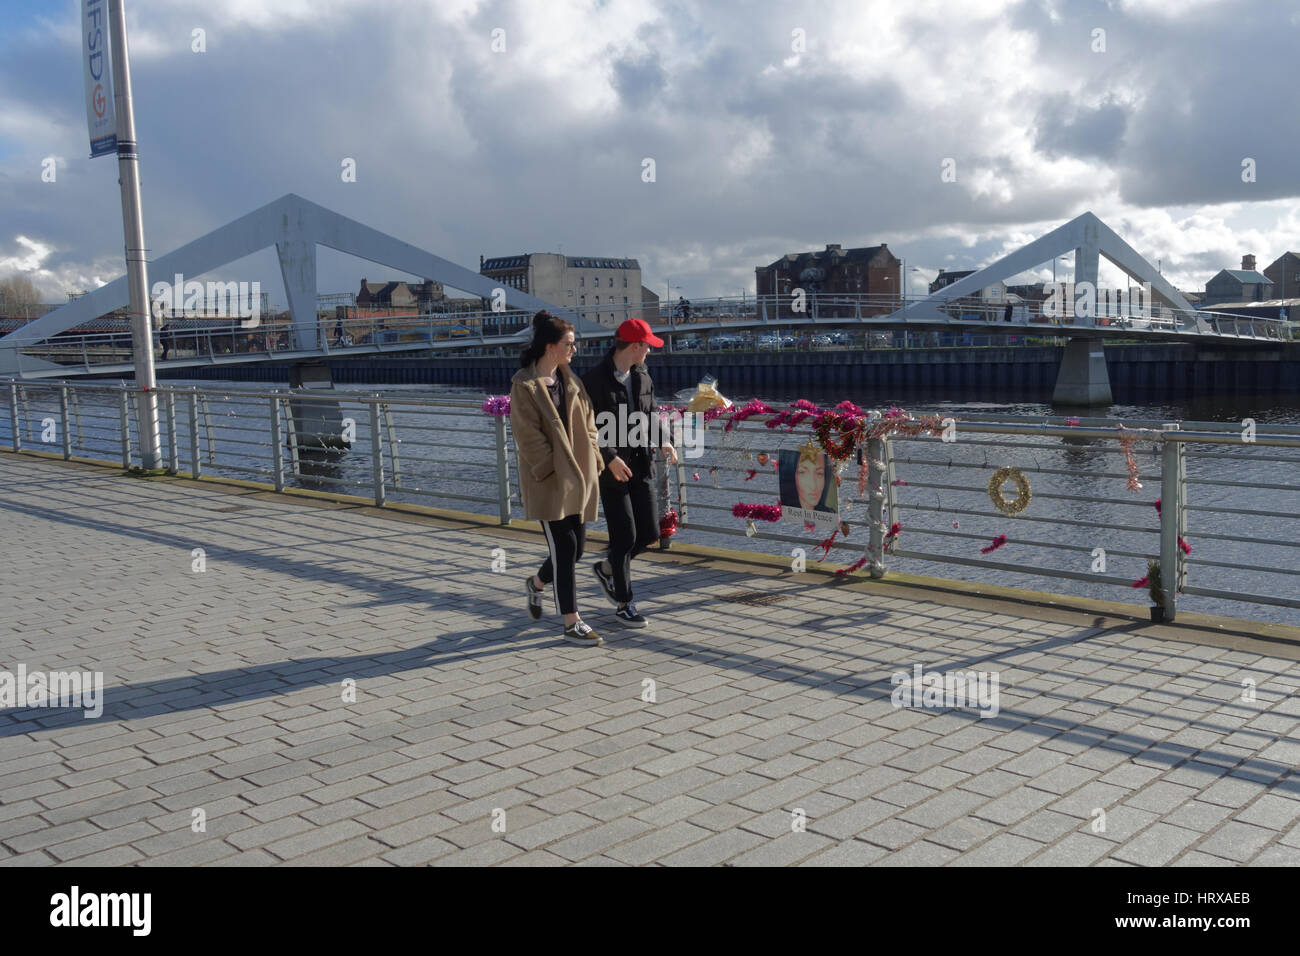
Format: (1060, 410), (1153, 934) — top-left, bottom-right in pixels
(987, 466), (1032, 516)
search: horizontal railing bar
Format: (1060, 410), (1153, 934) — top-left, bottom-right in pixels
(386, 487), (500, 505)
(202, 463), (275, 479)
(1185, 504), (1300, 519)
(1184, 528), (1300, 549)
(891, 547), (1138, 588)
(901, 501), (1157, 535)
(895, 423), (1300, 448)
(679, 521), (860, 553)
(1179, 449), (1300, 464)
(1180, 585), (1300, 610)
(287, 473), (367, 489)
(387, 457), (496, 471)
(892, 455), (1138, 481)
(900, 525), (1152, 560)
(1184, 557), (1300, 577)
(899, 481), (1156, 507)
(1184, 478), (1299, 492)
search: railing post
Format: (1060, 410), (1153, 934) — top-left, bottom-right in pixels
(866, 418), (894, 578)
(269, 394), (285, 492)
(369, 397), (385, 506)
(1159, 423), (1185, 621)
(58, 383), (72, 460)
(118, 388), (131, 468)
(165, 390), (179, 472)
(188, 390), (202, 478)
(8, 383), (21, 452)
(494, 414), (511, 525)
(382, 402), (402, 489)
(69, 388), (83, 451)
(198, 393), (215, 464)
(280, 396), (301, 477)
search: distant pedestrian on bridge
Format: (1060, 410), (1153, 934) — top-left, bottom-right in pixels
(582, 318), (676, 629)
(511, 311), (606, 647)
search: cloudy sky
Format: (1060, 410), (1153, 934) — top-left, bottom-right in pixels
(2, 0), (1298, 308)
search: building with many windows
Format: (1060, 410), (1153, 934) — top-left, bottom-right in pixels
(755, 243), (899, 317)
(479, 253), (642, 329)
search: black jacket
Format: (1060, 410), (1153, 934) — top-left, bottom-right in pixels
(581, 351), (658, 481)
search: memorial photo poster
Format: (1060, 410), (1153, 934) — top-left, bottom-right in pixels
(778, 444), (840, 531)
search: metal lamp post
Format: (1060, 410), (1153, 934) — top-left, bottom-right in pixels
(108, 0), (161, 469)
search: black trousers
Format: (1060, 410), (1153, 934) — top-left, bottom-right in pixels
(599, 471), (660, 604)
(537, 514), (586, 616)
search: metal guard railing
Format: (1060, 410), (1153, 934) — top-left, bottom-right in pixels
(2, 379), (1298, 625)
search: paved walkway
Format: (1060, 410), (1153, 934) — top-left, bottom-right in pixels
(2, 452), (1299, 867)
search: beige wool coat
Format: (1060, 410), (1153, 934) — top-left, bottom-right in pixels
(509, 363), (604, 523)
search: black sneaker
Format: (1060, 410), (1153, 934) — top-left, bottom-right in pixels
(563, 620), (603, 646)
(615, 602), (647, 628)
(593, 560), (619, 606)
(525, 576), (545, 620)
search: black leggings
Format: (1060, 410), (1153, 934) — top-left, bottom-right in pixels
(600, 471), (660, 604)
(538, 514), (586, 616)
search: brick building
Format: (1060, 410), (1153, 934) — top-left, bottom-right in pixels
(755, 243), (899, 316)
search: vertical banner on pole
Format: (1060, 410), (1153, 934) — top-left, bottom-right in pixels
(83, 0), (117, 158)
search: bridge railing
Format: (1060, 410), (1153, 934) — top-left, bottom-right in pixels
(4, 294), (1292, 373)
(3, 379), (1298, 625)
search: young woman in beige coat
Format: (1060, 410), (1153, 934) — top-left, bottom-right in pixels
(510, 311), (606, 646)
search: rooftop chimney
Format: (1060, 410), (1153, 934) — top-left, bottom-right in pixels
(1242, 254), (1256, 271)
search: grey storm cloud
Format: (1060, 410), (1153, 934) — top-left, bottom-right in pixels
(610, 52), (667, 108)
(1033, 95), (1128, 160)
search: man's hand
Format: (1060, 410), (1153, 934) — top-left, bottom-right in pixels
(661, 443), (678, 465)
(608, 456), (633, 482)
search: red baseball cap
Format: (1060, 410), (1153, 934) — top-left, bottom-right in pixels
(616, 318), (664, 348)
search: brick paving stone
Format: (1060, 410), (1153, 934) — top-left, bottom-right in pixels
(1024, 833), (1115, 866)
(688, 803), (757, 833)
(800, 839), (890, 866)
(1235, 793), (1300, 831)
(1109, 823), (1204, 866)
(1195, 821), (1275, 862)
(541, 817), (654, 862)
(605, 821), (713, 865)
(927, 817), (1003, 852)
(949, 833), (1043, 866)
(504, 812), (599, 852)
(857, 818), (927, 851)
(1162, 800), (1234, 834)
(657, 828), (767, 866)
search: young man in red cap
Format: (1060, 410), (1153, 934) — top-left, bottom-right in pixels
(581, 318), (677, 627)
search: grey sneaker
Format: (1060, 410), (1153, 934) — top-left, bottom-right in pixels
(615, 602), (647, 628)
(525, 576), (544, 620)
(593, 560), (619, 606)
(563, 619), (603, 646)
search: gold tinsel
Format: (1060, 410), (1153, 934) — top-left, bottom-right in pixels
(987, 466), (1032, 516)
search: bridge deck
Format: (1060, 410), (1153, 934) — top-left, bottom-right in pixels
(2, 452), (1299, 866)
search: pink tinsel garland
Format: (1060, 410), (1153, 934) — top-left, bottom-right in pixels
(981, 534), (1008, 555)
(835, 556), (868, 577)
(482, 395), (510, 416)
(733, 502), (782, 522)
(724, 399), (774, 432)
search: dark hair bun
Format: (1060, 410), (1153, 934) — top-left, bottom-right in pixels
(532, 310), (552, 330)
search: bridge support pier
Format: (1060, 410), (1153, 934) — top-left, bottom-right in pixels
(289, 362), (347, 460)
(1052, 337), (1112, 406)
